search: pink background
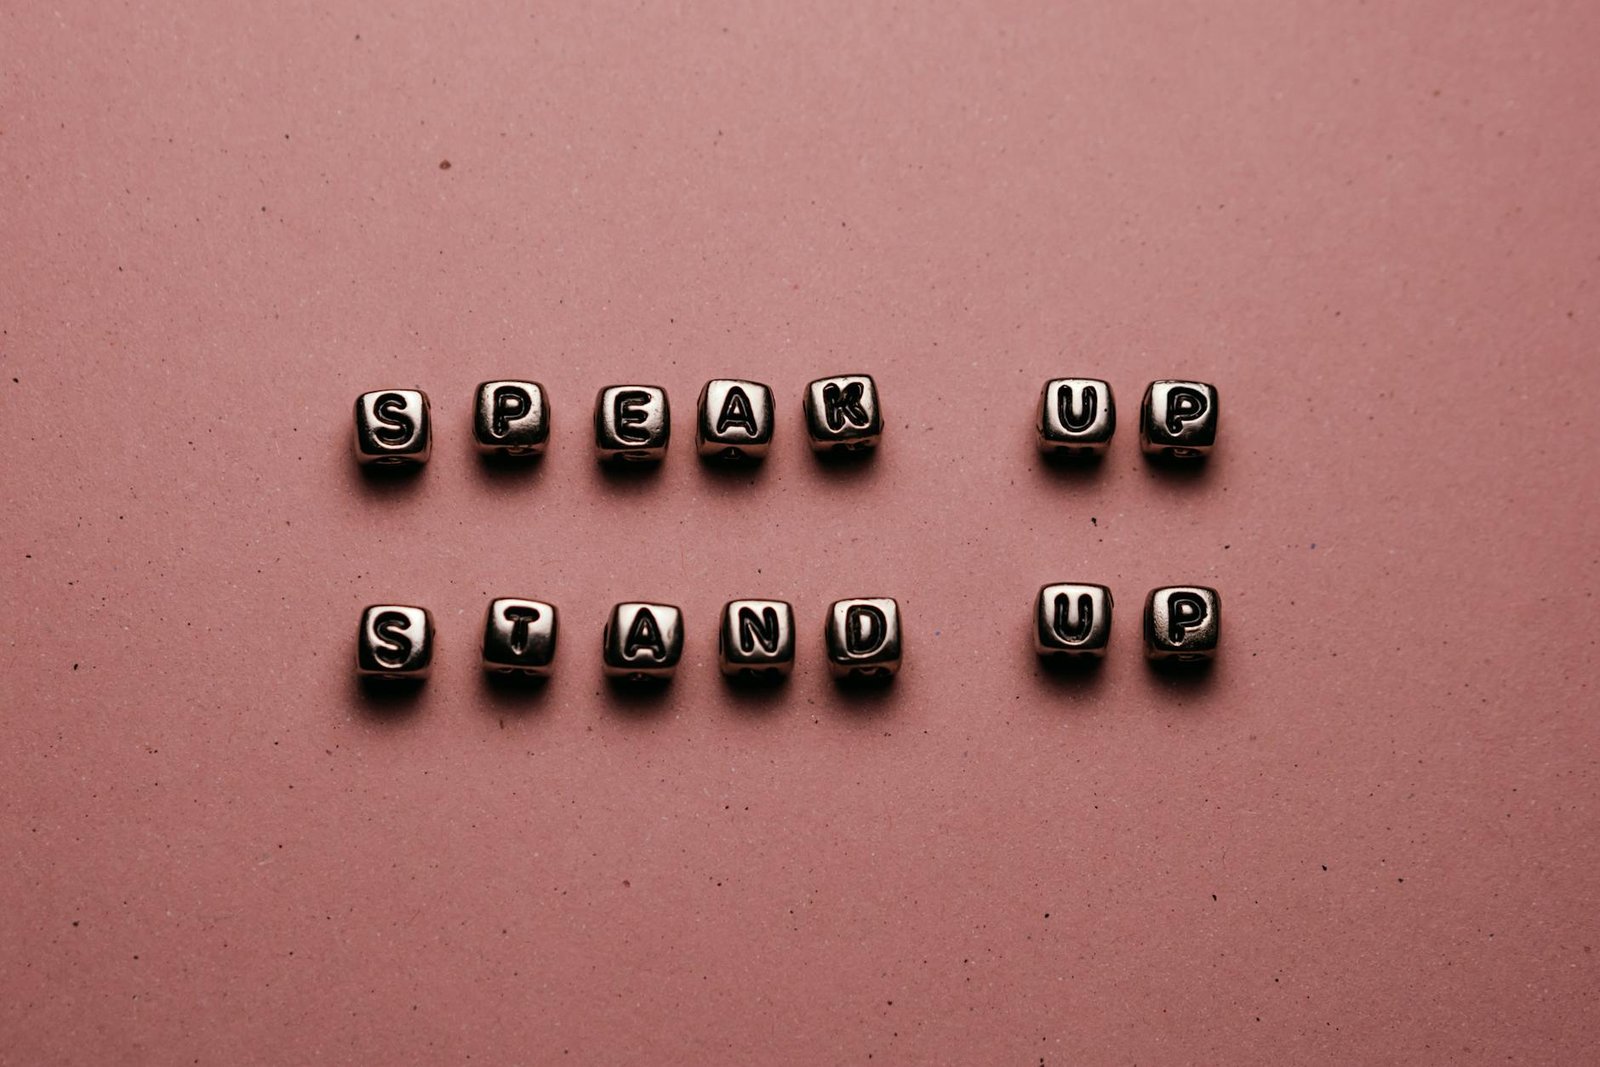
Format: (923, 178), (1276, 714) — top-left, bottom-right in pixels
(4, 2), (1598, 1063)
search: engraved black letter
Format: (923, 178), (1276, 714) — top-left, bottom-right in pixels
(623, 608), (666, 660)
(844, 605), (886, 655)
(737, 606), (781, 654)
(716, 387), (758, 436)
(614, 390), (654, 444)
(373, 610), (414, 667)
(373, 393), (414, 445)
(1165, 387), (1208, 435)
(1057, 385), (1098, 433)
(1051, 592), (1094, 644)
(822, 381), (869, 431)
(1166, 592), (1209, 643)
(503, 604), (540, 655)
(491, 386), (530, 437)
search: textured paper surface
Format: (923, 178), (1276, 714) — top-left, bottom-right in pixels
(3, 2), (1598, 1062)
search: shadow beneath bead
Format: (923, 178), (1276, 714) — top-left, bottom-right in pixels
(604, 674), (674, 714)
(722, 669), (789, 713)
(477, 451), (547, 488)
(1035, 653), (1107, 697)
(811, 446), (878, 482)
(1142, 451), (1214, 490)
(1037, 450), (1106, 486)
(596, 458), (665, 495)
(698, 452), (768, 489)
(480, 670), (551, 712)
(828, 671), (898, 716)
(353, 675), (427, 720)
(1146, 656), (1218, 695)
(354, 461), (427, 500)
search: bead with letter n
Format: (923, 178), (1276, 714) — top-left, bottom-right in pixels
(718, 599), (795, 679)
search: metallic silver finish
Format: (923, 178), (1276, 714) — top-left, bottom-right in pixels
(354, 389), (431, 466)
(473, 381), (550, 456)
(804, 374), (882, 453)
(595, 385), (670, 462)
(1034, 583), (1113, 658)
(482, 598), (558, 676)
(356, 604), (433, 679)
(718, 599), (795, 679)
(1037, 379), (1115, 456)
(824, 597), (901, 679)
(1144, 586), (1221, 661)
(602, 602), (684, 679)
(697, 379), (775, 460)
(1140, 380), (1218, 458)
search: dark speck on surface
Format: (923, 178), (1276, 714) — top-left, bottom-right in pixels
(439, 159), (452, 170)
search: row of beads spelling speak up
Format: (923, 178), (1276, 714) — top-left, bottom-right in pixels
(352, 376), (1219, 466)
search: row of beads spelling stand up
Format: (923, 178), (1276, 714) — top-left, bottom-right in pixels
(352, 376), (1219, 465)
(356, 585), (1221, 687)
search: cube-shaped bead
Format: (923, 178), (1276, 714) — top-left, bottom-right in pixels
(1037, 379), (1115, 456)
(825, 597), (901, 679)
(1034, 583), (1113, 658)
(804, 374), (882, 453)
(602, 602), (684, 679)
(1144, 586), (1220, 661)
(482, 598), (558, 676)
(595, 385), (670, 462)
(354, 390), (431, 466)
(718, 599), (795, 679)
(697, 379), (775, 460)
(473, 381), (550, 456)
(1140, 380), (1218, 458)
(357, 604), (433, 679)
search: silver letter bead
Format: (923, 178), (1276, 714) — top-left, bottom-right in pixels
(1038, 379), (1115, 456)
(1034, 583), (1113, 658)
(473, 381), (550, 456)
(602, 602), (684, 680)
(595, 385), (670, 462)
(357, 605), (434, 679)
(1144, 586), (1220, 661)
(804, 374), (882, 453)
(718, 599), (795, 679)
(354, 389), (431, 466)
(697, 379), (774, 460)
(1140, 380), (1218, 458)
(825, 597), (901, 679)
(482, 598), (558, 676)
